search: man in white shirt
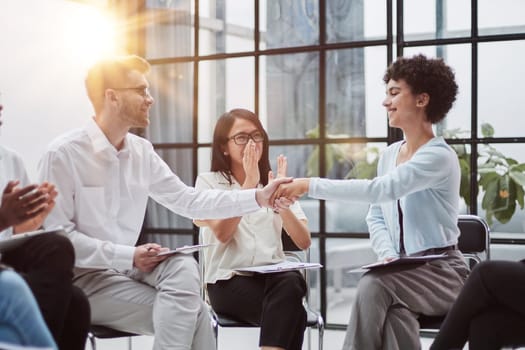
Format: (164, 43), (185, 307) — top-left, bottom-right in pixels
(38, 55), (291, 350)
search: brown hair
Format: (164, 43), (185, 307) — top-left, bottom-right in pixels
(85, 55), (150, 113)
(210, 109), (271, 186)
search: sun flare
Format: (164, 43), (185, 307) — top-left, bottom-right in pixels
(63, 5), (120, 69)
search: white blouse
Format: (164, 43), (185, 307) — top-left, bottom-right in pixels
(196, 172), (307, 284)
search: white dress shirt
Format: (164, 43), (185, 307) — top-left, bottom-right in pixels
(196, 172), (307, 283)
(0, 145), (30, 240)
(38, 118), (261, 271)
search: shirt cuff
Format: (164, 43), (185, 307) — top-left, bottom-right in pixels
(113, 244), (136, 271)
(308, 177), (321, 197)
(239, 188), (261, 213)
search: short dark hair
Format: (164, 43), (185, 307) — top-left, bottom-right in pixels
(383, 54), (458, 124)
(210, 109), (271, 186)
(85, 55), (150, 113)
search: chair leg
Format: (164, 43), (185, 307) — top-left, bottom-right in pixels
(318, 315), (324, 350)
(318, 323), (324, 350)
(88, 332), (96, 350)
(127, 336), (133, 350)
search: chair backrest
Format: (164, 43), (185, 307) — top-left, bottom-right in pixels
(457, 214), (490, 264)
(419, 214), (490, 334)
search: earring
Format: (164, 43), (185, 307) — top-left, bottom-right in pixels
(223, 152), (228, 156)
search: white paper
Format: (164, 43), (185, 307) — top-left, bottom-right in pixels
(235, 260), (323, 274)
(156, 243), (215, 257)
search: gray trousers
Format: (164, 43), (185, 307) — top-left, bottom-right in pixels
(74, 254), (215, 350)
(342, 251), (469, 350)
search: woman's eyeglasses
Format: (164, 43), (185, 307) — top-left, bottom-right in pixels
(229, 131), (264, 145)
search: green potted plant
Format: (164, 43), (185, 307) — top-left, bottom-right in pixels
(446, 123), (525, 226)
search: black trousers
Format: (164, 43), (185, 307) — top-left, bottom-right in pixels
(1, 233), (90, 350)
(431, 260), (525, 350)
(207, 271), (307, 350)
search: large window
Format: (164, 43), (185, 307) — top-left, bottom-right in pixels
(125, 0), (525, 329)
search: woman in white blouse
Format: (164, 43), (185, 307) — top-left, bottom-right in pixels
(194, 108), (311, 350)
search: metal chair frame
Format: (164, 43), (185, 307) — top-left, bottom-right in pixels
(419, 214), (491, 337)
(88, 325), (138, 350)
(199, 232), (324, 350)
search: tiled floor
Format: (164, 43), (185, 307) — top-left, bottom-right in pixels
(86, 329), (439, 350)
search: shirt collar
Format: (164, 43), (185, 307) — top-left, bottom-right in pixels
(85, 117), (131, 158)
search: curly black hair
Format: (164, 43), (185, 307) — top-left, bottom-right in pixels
(383, 54), (458, 124)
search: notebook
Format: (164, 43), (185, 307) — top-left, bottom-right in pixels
(235, 260), (323, 274)
(360, 253), (449, 270)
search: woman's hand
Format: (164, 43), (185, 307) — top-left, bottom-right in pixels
(242, 140), (260, 188)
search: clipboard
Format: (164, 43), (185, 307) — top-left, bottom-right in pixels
(235, 260), (323, 274)
(0, 227), (65, 253)
(360, 253), (449, 270)
(156, 243), (215, 257)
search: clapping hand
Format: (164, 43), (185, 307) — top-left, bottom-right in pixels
(0, 180), (55, 232)
(12, 181), (58, 233)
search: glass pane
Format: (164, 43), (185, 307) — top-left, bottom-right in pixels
(144, 148), (194, 229)
(404, 0), (471, 41)
(260, 0), (319, 50)
(326, 0), (386, 43)
(478, 0), (525, 36)
(322, 142), (384, 233)
(478, 40), (525, 138)
(306, 237), (320, 311)
(261, 53), (319, 140)
(147, 63), (194, 143)
(269, 144), (318, 232)
(269, 144), (315, 177)
(325, 237), (377, 325)
(199, 0), (254, 55)
(198, 147), (212, 175)
(477, 143), (525, 234)
(198, 57), (255, 143)
(145, 0), (194, 59)
(403, 45), (472, 136)
(326, 46), (387, 138)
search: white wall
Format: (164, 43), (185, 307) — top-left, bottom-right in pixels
(0, 0), (98, 180)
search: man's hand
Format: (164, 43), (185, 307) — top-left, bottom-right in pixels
(13, 182), (58, 233)
(133, 243), (169, 273)
(272, 178), (310, 202)
(255, 177), (294, 209)
(0, 181), (51, 231)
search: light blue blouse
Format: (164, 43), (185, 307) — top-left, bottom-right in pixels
(308, 137), (460, 260)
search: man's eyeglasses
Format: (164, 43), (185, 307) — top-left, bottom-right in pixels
(113, 87), (151, 98)
(229, 131), (265, 145)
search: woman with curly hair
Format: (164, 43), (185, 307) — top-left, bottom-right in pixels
(274, 54), (468, 350)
